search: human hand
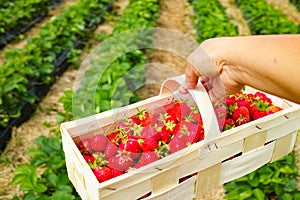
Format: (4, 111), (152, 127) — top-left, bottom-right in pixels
(180, 38), (244, 101)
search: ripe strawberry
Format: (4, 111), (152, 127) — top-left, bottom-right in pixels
(77, 138), (93, 155)
(159, 131), (172, 143)
(161, 119), (178, 135)
(168, 136), (187, 154)
(90, 134), (108, 152)
(135, 151), (159, 169)
(131, 109), (151, 127)
(252, 109), (267, 120)
(83, 155), (95, 164)
(225, 96), (236, 106)
(223, 118), (235, 131)
(167, 100), (191, 121)
(214, 106), (227, 130)
(119, 135), (142, 154)
(186, 105), (203, 125)
(176, 121), (202, 144)
(232, 106), (250, 126)
(107, 131), (123, 145)
(237, 98), (252, 110)
(254, 92), (272, 106)
(141, 126), (161, 141)
(93, 166), (113, 183)
(140, 137), (159, 152)
(111, 168), (124, 178)
(108, 151), (135, 171)
(104, 141), (118, 158)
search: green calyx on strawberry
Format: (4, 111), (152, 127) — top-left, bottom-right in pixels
(132, 109), (151, 127)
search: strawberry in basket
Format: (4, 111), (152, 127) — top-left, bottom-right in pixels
(76, 90), (283, 183)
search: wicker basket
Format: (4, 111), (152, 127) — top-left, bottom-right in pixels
(61, 75), (300, 200)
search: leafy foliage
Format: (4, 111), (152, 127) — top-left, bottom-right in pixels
(236, 0), (300, 34)
(189, 0), (238, 43)
(11, 132), (81, 200)
(59, 0), (160, 122)
(224, 153), (300, 200)
(0, 0), (112, 128)
(289, 0), (300, 11)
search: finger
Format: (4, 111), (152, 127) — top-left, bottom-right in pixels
(184, 62), (200, 89)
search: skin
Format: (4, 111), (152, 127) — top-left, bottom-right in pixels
(183, 34), (300, 104)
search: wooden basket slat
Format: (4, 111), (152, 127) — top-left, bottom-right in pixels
(220, 140), (276, 184)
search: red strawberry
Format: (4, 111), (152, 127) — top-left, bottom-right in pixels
(141, 126), (160, 141)
(119, 135), (142, 154)
(176, 121), (202, 144)
(167, 100), (191, 121)
(77, 138), (93, 155)
(232, 106), (250, 126)
(225, 96), (236, 106)
(104, 141), (118, 158)
(108, 151), (135, 171)
(90, 134), (108, 152)
(132, 109), (151, 127)
(83, 155), (95, 164)
(223, 118), (235, 131)
(186, 105), (203, 125)
(237, 98), (252, 110)
(107, 131), (123, 145)
(111, 168), (124, 178)
(252, 109), (267, 120)
(169, 136), (187, 154)
(93, 166), (113, 183)
(159, 131), (172, 143)
(162, 120), (178, 135)
(140, 137), (159, 152)
(214, 106), (227, 129)
(135, 151), (159, 169)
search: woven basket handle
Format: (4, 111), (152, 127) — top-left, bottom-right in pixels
(160, 75), (221, 153)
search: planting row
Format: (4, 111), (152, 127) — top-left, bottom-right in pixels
(0, 0), (64, 49)
(290, 0), (300, 11)
(59, 0), (160, 122)
(10, 1), (161, 199)
(236, 0), (300, 34)
(0, 0), (113, 150)
(189, 0), (238, 43)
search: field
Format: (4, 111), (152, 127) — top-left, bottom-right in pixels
(1, 0), (300, 199)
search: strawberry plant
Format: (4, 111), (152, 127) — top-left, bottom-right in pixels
(235, 0), (300, 34)
(0, 0), (64, 48)
(224, 153), (300, 199)
(0, 0), (113, 133)
(189, 0), (238, 43)
(11, 132), (81, 200)
(60, 0), (160, 121)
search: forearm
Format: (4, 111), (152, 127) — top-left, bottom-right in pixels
(205, 35), (300, 103)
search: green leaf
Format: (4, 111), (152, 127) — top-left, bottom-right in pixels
(252, 188), (265, 200)
(283, 179), (298, 192)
